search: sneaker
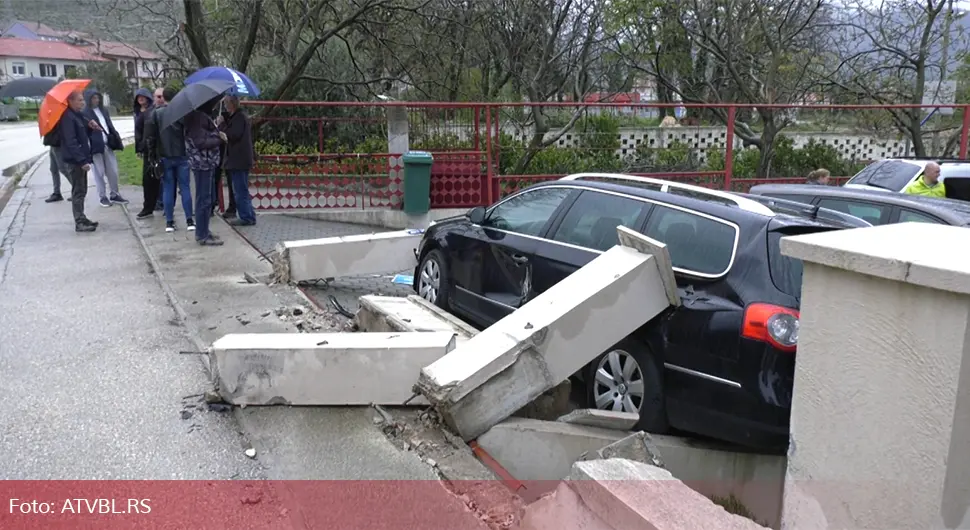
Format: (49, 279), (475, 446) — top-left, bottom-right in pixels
(99, 197), (111, 208)
(186, 219), (196, 231)
(165, 221), (176, 233)
(45, 193), (64, 203)
(229, 218), (256, 227)
(198, 237), (224, 246)
(80, 218), (99, 228)
(75, 223), (96, 233)
(222, 208), (237, 220)
(154, 203), (163, 212)
(110, 194), (129, 205)
(136, 210), (153, 220)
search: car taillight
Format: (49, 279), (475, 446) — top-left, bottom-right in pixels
(741, 303), (799, 352)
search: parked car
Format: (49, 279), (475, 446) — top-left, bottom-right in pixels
(747, 183), (970, 226)
(843, 158), (970, 201)
(411, 173), (868, 451)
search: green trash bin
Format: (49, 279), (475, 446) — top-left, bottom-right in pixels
(402, 151), (434, 214)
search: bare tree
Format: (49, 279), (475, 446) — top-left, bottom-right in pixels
(612, 0), (832, 177)
(824, 0), (967, 157)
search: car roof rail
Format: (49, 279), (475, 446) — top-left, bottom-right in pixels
(559, 173), (775, 216)
(736, 193), (872, 228)
(892, 157), (967, 163)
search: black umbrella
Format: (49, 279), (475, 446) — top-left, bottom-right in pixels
(160, 78), (235, 131)
(0, 77), (58, 98)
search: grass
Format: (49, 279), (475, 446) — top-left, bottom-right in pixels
(116, 147), (142, 187)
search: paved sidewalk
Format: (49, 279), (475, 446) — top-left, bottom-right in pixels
(0, 162), (262, 480)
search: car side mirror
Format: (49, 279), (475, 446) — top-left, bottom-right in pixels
(467, 206), (486, 225)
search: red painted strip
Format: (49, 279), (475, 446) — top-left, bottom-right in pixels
(468, 441), (526, 493)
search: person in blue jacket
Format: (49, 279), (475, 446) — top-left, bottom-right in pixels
(59, 91), (99, 232)
(83, 90), (128, 208)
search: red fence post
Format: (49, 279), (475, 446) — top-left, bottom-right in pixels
(485, 105), (494, 204)
(960, 105), (970, 159)
(724, 105), (736, 190)
(317, 119), (324, 153)
(473, 106), (481, 151)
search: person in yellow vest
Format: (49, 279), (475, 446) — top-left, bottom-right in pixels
(903, 162), (946, 198)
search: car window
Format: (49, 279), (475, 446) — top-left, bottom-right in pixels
(847, 160), (922, 191)
(485, 187), (571, 236)
(643, 205), (736, 276)
(816, 198), (890, 225)
(552, 191), (651, 251)
(898, 209), (943, 224)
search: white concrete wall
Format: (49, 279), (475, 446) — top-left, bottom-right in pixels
(780, 223), (970, 529)
(0, 56), (99, 83)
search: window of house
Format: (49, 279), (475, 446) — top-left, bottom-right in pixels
(11, 62), (25, 76)
(643, 205), (737, 276)
(552, 191), (650, 251)
(39, 63), (57, 77)
(484, 187), (572, 237)
(126, 61), (135, 78)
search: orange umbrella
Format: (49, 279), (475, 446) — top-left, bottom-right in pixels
(38, 79), (91, 137)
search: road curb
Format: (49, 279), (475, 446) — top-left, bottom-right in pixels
(0, 152), (46, 220)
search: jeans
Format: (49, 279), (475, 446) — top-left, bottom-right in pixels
(227, 170), (256, 224)
(162, 157), (192, 223)
(193, 168), (214, 240)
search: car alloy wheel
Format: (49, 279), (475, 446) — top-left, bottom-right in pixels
(418, 257), (441, 303)
(592, 348), (645, 414)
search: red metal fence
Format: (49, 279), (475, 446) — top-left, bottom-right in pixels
(241, 101), (970, 211)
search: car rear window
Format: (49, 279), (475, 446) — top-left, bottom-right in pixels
(847, 160), (921, 191)
(767, 229), (838, 299)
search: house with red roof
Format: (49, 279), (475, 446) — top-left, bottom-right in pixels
(0, 37), (105, 85)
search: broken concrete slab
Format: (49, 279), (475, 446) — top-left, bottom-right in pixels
(210, 331), (456, 405)
(274, 229), (423, 283)
(356, 295), (478, 342)
(517, 459), (769, 530)
(616, 225), (680, 307)
(415, 228), (675, 441)
(476, 418), (628, 482)
(556, 409), (639, 431)
(579, 431), (664, 468)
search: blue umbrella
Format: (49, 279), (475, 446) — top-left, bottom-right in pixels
(185, 66), (261, 97)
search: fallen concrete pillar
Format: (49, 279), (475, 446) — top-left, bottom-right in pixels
(580, 431), (664, 468)
(273, 229), (423, 283)
(356, 294), (478, 342)
(779, 223), (970, 530)
(557, 409), (639, 431)
(516, 459), (768, 530)
(210, 331), (456, 405)
(415, 227), (676, 441)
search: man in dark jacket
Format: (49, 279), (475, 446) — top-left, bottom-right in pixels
(217, 95), (256, 226)
(133, 88), (159, 219)
(59, 91), (98, 232)
(211, 107), (236, 219)
(83, 90), (127, 208)
(145, 86), (194, 233)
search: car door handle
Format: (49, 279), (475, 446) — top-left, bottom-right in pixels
(510, 254), (529, 264)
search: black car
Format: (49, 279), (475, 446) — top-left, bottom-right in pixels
(411, 174), (866, 450)
(748, 183), (970, 226)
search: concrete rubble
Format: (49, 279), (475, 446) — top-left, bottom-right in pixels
(273, 229), (424, 283)
(356, 294), (478, 342)
(414, 228), (677, 441)
(556, 409), (639, 431)
(516, 459), (769, 530)
(209, 331), (457, 405)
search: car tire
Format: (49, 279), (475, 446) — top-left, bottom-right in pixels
(586, 337), (669, 434)
(416, 249), (450, 310)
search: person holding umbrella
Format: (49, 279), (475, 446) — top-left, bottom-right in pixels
(216, 94), (256, 226)
(59, 90), (99, 232)
(183, 100), (226, 246)
(145, 86), (195, 233)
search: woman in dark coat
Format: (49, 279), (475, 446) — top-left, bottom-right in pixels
(133, 88), (160, 218)
(183, 104), (226, 246)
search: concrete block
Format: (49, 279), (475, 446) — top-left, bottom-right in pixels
(415, 231), (674, 441)
(476, 418), (628, 482)
(210, 331), (456, 405)
(580, 431), (664, 468)
(274, 229), (423, 283)
(356, 294), (478, 343)
(779, 224), (970, 530)
(556, 409), (639, 431)
(616, 225), (680, 306)
(557, 459), (769, 530)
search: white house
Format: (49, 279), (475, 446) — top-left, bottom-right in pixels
(0, 37), (105, 85)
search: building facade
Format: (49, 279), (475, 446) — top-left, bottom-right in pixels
(0, 37), (104, 85)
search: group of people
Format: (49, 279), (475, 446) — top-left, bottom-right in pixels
(45, 85), (257, 244)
